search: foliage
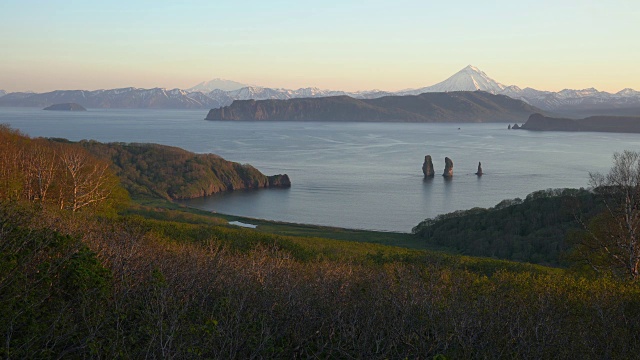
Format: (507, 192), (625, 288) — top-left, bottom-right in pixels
(77, 140), (278, 200)
(0, 125), (128, 214)
(0, 202), (111, 358)
(570, 151), (640, 280)
(413, 188), (603, 266)
(2, 125), (640, 358)
(2, 201), (640, 359)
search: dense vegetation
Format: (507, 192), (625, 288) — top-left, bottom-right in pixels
(4, 200), (640, 358)
(2, 125), (640, 358)
(74, 140), (290, 200)
(413, 188), (604, 266)
(0, 125), (128, 213)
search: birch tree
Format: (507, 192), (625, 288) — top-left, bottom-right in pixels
(58, 145), (118, 212)
(22, 140), (58, 203)
(574, 150), (640, 280)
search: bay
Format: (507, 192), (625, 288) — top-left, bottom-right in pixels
(2, 107), (639, 232)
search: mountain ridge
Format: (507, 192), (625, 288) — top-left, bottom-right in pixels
(1, 66), (638, 116)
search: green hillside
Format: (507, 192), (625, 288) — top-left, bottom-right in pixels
(1, 125), (639, 358)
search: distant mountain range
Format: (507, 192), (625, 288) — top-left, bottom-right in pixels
(1, 66), (638, 116)
(0, 88), (210, 109)
(205, 92), (541, 123)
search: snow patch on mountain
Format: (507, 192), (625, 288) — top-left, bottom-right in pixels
(188, 78), (250, 92)
(401, 65), (507, 95)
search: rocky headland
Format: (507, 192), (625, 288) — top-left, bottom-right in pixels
(78, 141), (290, 200)
(517, 113), (640, 133)
(43, 103), (87, 111)
(206, 92), (542, 123)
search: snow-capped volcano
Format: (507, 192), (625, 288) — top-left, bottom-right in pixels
(402, 65), (507, 95)
(187, 78), (250, 92)
(397, 65), (640, 116)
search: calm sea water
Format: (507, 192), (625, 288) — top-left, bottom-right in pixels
(3, 107), (639, 232)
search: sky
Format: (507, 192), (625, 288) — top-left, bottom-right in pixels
(1, 0), (639, 93)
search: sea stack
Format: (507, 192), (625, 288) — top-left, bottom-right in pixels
(475, 162), (483, 176)
(422, 155), (435, 178)
(442, 157), (453, 178)
(267, 174), (292, 188)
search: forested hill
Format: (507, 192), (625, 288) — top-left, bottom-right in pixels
(413, 188), (604, 266)
(205, 91), (542, 122)
(76, 141), (291, 200)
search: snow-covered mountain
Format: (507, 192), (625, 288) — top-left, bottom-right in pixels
(397, 65), (640, 116)
(0, 88), (212, 109)
(401, 65), (507, 94)
(1, 66), (638, 115)
(187, 78), (250, 92)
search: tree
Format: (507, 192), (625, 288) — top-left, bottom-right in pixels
(22, 140), (58, 203)
(58, 145), (120, 212)
(572, 150), (640, 280)
(0, 125), (26, 200)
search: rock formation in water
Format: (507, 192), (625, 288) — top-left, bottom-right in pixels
(43, 103), (87, 111)
(475, 162), (483, 176)
(442, 157), (453, 178)
(422, 155), (435, 177)
(268, 174), (292, 187)
(512, 123), (521, 129)
(508, 124), (512, 130)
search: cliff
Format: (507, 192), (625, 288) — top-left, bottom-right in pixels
(43, 103), (87, 111)
(78, 141), (290, 200)
(206, 91), (543, 123)
(520, 113), (640, 133)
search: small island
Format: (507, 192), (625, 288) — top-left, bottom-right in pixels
(43, 103), (87, 111)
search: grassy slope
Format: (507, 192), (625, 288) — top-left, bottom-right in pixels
(128, 196), (559, 276)
(131, 196), (432, 249)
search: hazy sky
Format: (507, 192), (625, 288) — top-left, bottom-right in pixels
(1, 0), (638, 93)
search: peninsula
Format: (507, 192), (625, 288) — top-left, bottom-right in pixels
(77, 141), (291, 200)
(518, 113), (640, 133)
(205, 91), (542, 123)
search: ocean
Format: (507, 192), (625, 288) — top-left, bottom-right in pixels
(3, 107), (639, 232)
